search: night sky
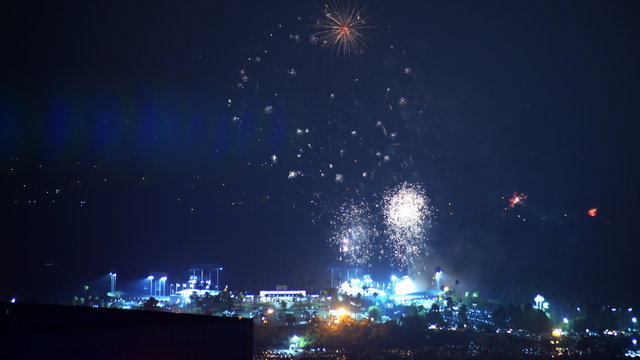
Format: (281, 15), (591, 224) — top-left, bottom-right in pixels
(2, 0), (639, 305)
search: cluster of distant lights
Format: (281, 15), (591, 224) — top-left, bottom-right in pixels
(542, 299), (640, 341)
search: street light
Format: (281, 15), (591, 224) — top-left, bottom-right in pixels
(632, 317), (637, 324)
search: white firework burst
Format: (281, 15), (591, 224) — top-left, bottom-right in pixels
(288, 170), (300, 179)
(382, 182), (432, 268)
(330, 200), (375, 266)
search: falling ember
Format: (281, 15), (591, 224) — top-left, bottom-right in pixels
(509, 191), (527, 208)
(588, 208), (598, 217)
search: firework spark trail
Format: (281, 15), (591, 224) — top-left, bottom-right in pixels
(329, 200), (376, 266)
(382, 182), (432, 268)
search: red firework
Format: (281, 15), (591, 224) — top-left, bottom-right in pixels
(587, 208), (598, 217)
(508, 191), (527, 208)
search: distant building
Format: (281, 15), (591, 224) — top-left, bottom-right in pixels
(259, 290), (306, 302)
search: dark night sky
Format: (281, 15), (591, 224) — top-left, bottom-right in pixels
(2, 0), (639, 305)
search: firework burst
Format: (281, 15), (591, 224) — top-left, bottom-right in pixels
(382, 182), (432, 268)
(314, 1), (370, 56)
(508, 191), (527, 208)
(329, 200), (376, 266)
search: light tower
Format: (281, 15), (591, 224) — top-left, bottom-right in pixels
(328, 266), (342, 288)
(160, 276), (168, 296)
(189, 263), (223, 291)
(147, 275), (154, 296)
(434, 266), (443, 291)
(215, 266), (223, 291)
(147, 272), (168, 296)
(390, 275), (398, 295)
(108, 272), (117, 293)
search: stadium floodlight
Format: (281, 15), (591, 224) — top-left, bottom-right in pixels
(147, 276), (154, 296)
(534, 294), (545, 309)
(434, 268), (443, 291)
(395, 277), (416, 295)
(108, 273), (117, 293)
